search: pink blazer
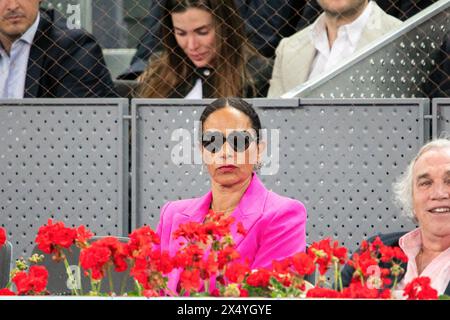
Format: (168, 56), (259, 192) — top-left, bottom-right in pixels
(156, 174), (307, 292)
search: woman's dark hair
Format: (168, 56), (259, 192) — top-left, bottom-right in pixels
(137, 0), (262, 98)
(199, 98), (262, 143)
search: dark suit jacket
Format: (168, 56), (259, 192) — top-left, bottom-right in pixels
(25, 9), (117, 98)
(341, 232), (450, 296)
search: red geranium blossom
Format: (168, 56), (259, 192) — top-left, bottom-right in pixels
(306, 287), (341, 298)
(291, 252), (316, 276)
(75, 225), (94, 248)
(35, 219), (77, 255)
(128, 226), (160, 259)
(0, 227), (6, 248)
(236, 222), (247, 236)
(12, 265), (48, 295)
(246, 269), (272, 287)
(179, 269), (201, 293)
(217, 246), (240, 269)
(0, 288), (16, 296)
(341, 282), (389, 299)
(80, 237), (129, 279)
(79, 244), (111, 280)
(308, 238), (334, 275)
(225, 262), (250, 284)
(403, 277), (438, 300)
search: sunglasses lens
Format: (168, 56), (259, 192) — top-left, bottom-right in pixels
(202, 132), (224, 153)
(228, 131), (253, 152)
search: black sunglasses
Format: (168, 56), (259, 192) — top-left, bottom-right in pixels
(201, 131), (256, 153)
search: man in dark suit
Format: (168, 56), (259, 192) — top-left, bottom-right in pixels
(0, 0), (116, 98)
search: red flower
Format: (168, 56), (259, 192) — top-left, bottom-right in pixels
(237, 222), (247, 236)
(75, 225), (94, 247)
(12, 265), (48, 295)
(173, 222), (209, 244)
(306, 287), (341, 298)
(35, 219), (77, 255)
(0, 288), (15, 296)
(211, 288), (220, 297)
(0, 227), (6, 248)
(198, 253), (219, 279)
(79, 245), (111, 280)
(95, 237), (129, 272)
(332, 242), (348, 265)
(203, 211), (235, 237)
(143, 289), (159, 297)
(239, 288), (249, 297)
(291, 252), (315, 276)
(225, 262), (250, 283)
(246, 269), (271, 288)
(308, 238), (334, 275)
(128, 226), (160, 259)
(341, 282), (385, 299)
(80, 237), (129, 280)
(179, 269), (201, 293)
(217, 246), (240, 269)
(379, 246), (408, 264)
(347, 251), (380, 279)
(272, 258), (292, 274)
(174, 244), (204, 269)
(403, 277), (438, 300)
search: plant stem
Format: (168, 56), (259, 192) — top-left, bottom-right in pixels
(120, 272), (128, 296)
(108, 265), (114, 295)
(63, 256), (79, 295)
(338, 270), (344, 292)
(392, 275), (399, 291)
(334, 262), (339, 291)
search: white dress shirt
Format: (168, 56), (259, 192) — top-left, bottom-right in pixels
(307, 1), (373, 81)
(0, 13), (40, 99)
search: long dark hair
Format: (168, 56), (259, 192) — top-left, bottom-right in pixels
(137, 0), (260, 98)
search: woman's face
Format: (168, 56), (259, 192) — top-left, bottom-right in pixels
(201, 107), (262, 188)
(171, 8), (217, 68)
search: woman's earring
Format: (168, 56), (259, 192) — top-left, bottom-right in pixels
(254, 161), (263, 172)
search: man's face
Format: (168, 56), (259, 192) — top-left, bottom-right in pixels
(317, 0), (368, 17)
(412, 148), (450, 239)
(0, 0), (40, 43)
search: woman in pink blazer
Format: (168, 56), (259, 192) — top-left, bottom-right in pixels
(156, 97), (307, 292)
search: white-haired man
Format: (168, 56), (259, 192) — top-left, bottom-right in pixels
(341, 139), (450, 296)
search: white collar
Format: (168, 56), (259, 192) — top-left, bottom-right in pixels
(310, 1), (373, 47)
(19, 12), (40, 45)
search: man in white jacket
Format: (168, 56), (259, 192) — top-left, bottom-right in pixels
(268, 0), (402, 98)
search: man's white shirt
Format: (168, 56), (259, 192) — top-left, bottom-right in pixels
(308, 1), (373, 81)
(0, 13), (40, 99)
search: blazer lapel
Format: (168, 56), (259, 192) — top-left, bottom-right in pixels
(167, 192), (212, 292)
(230, 174), (268, 248)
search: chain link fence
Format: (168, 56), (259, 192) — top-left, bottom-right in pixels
(30, 0), (448, 100)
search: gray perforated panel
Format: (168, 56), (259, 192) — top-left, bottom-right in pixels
(433, 98), (450, 138)
(284, 0), (449, 99)
(132, 98), (428, 253)
(0, 99), (129, 261)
